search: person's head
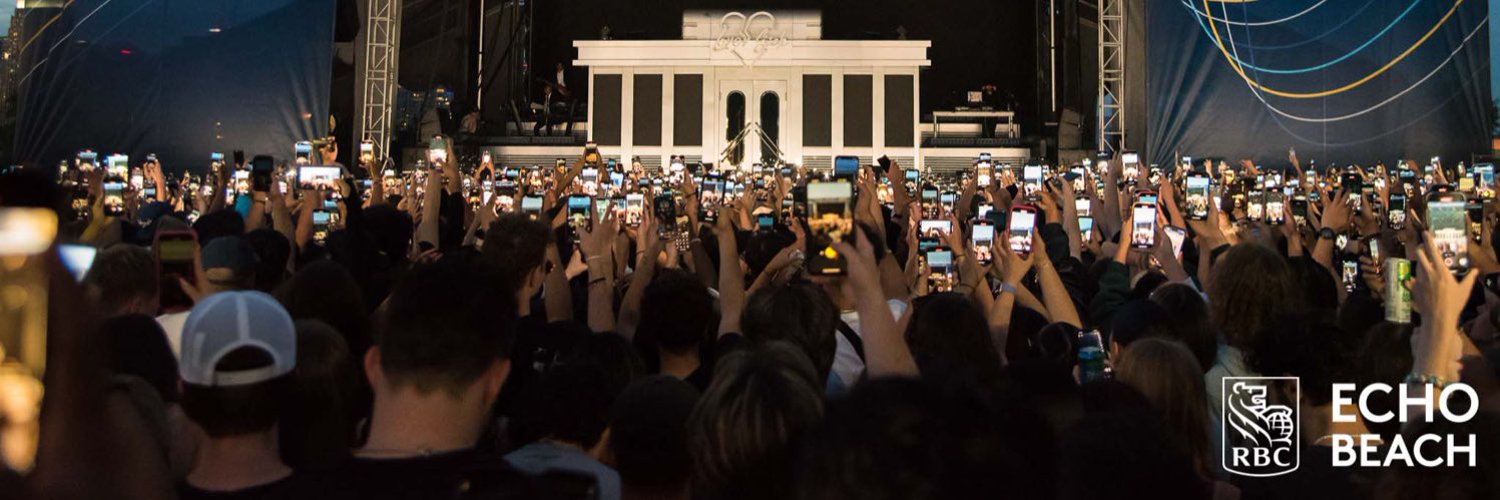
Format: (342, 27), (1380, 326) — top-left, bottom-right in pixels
(1353, 322), (1415, 442)
(84, 244), (158, 316)
(904, 292), (1003, 383)
(274, 260), (371, 361)
(191, 209), (245, 248)
(177, 291), (296, 438)
(482, 213), (552, 301)
(1056, 410), (1204, 500)
(361, 204), (414, 265)
(200, 235), (259, 294)
(245, 229), (292, 293)
(688, 342), (823, 500)
(741, 282), (838, 382)
(793, 378), (1056, 500)
(1107, 299), (1169, 355)
(104, 314), (178, 404)
(369, 254), (514, 409)
(639, 269), (718, 355)
(608, 376), (700, 497)
(1288, 256), (1340, 314)
(1246, 314), (1352, 440)
(742, 231), (793, 282)
(1208, 244), (1301, 351)
(1147, 283), (1217, 374)
(1114, 338), (1212, 478)
(519, 333), (644, 450)
(543, 84), (554, 95)
(279, 320), (361, 469)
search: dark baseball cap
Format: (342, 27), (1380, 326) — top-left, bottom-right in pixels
(201, 235), (259, 284)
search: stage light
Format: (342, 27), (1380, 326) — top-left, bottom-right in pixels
(209, 27), (222, 33)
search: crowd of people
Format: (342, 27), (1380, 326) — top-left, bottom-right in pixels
(1, 140), (1499, 500)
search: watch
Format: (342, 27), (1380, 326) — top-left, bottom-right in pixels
(1318, 227), (1337, 240)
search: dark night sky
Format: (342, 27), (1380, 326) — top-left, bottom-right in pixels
(532, 0), (1043, 121)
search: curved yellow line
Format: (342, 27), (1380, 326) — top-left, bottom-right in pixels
(16, 0), (78, 57)
(1204, 0), (1464, 99)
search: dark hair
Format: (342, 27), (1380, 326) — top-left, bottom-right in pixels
(1108, 299), (1169, 349)
(793, 378), (1056, 500)
(482, 213), (551, 294)
(279, 320), (360, 470)
(191, 209), (245, 247)
(639, 269), (717, 353)
(179, 347), (291, 437)
(275, 260), (372, 361)
(1247, 314), (1349, 406)
(85, 244), (157, 315)
(1353, 322), (1415, 442)
(610, 376), (700, 495)
(519, 332), (645, 448)
(1147, 283), (1217, 374)
(375, 254), (516, 394)
(1056, 410), (1204, 500)
(742, 282), (839, 381)
(904, 292), (1003, 383)
(1209, 244), (1301, 351)
(688, 342), (823, 500)
(245, 228), (292, 293)
(1288, 256), (1339, 314)
(361, 204), (415, 266)
(104, 314), (178, 403)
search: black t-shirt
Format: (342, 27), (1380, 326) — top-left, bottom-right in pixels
(323, 449), (548, 500)
(683, 333), (746, 392)
(177, 473), (313, 500)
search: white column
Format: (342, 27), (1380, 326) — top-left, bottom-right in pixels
(873, 68), (886, 160)
(661, 68), (675, 169)
(831, 68), (844, 153)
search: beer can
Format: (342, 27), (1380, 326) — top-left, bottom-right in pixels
(1385, 258), (1412, 324)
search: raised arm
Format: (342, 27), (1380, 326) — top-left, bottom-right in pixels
(579, 205), (620, 333)
(715, 214), (745, 336)
(836, 226), (919, 377)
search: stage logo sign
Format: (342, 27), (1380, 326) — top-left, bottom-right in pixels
(1222, 377), (1300, 477)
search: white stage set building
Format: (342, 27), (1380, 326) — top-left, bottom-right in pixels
(564, 10), (1025, 172)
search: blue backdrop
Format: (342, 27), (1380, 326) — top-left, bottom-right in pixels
(12, 0), (335, 171)
(1146, 0), (1492, 167)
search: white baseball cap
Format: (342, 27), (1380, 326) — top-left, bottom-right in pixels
(178, 291), (296, 387)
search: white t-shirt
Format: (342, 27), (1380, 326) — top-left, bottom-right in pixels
(157, 311), (191, 359)
(830, 299), (908, 391)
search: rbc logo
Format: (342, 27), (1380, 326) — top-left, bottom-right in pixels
(1223, 377), (1300, 477)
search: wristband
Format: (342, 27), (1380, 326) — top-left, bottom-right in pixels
(996, 282), (1019, 296)
(1403, 372), (1448, 388)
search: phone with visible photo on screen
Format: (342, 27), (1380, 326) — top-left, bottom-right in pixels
(1023, 163), (1043, 199)
(919, 219), (953, 241)
(939, 191), (958, 215)
(295, 141), (313, 164)
(925, 247), (956, 292)
(976, 159), (993, 188)
(312, 210), (331, 243)
(625, 193), (644, 227)
(1388, 193), (1407, 229)
(155, 229), (198, 313)
(655, 193), (679, 240)
(1427, 192), (1470, 275)
(1341, 258), (1360, 294)
(567, 194), (592, 234)
(1186, 171), (1211, 220)
(700, 173), (725, 223)
(757, 213), (776, 231)
(834, 155), (860, 185)
(360, 140), (375, 164)
(1131, 203), (1157, 249)
(297, 165), (342, 192)
(806, 181), (854, 275)
(521, 195), (543, 220)
(1009, 205), (1038, 257)
(971, 220), (995, 265)
(1265, 189), (1286, 225)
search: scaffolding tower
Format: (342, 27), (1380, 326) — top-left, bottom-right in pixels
(360, 0), (402, 159)
(1096, 0), (1124, 154)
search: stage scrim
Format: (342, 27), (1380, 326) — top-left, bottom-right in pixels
(13, 0), (335, 168)
(1146, 0), (1491, 166)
